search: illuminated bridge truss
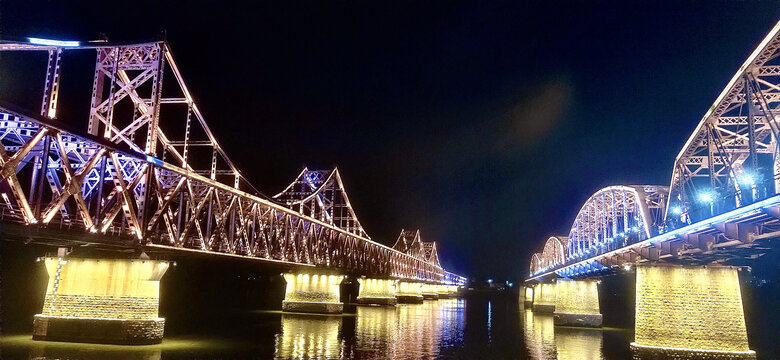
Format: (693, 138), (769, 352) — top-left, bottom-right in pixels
(530, 186), (667, 275)
(0, 39), (466, 286)
(529, 20), (780, 281)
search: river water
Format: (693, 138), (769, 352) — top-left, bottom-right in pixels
(0, 295), (635, 360)
(2, 292), (780, 359)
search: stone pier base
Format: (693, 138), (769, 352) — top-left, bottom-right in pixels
(281, 300), (343, 314)
(356, 278), (398, 306)
(630, 343), (756, 360)
(32, 315), (165, 345)
(553, 279), (602, 327)
(532, 303), (555, 313)
(632, 264), (755, 357)
(553, 312), (603, 328)
(283, 273), (345, 314)
(396, 295), (424, 303)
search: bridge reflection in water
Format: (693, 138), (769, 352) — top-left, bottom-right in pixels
(275, 299), (465, 359)
(522, 309), (603, 360)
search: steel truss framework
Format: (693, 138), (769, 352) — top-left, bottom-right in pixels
(529, 19), (780, 280)
(0, 39), (465, 286)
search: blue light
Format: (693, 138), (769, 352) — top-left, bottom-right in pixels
(28, 37), (80, 47)
(487, 279), (493, 284)
(671, 206), (683, 215)
(699, 191), (714, 203)
(145, 155), (164, 166)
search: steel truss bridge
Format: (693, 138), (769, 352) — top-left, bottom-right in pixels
(0, 37), (465, 286)
(529, 20), (780, 281)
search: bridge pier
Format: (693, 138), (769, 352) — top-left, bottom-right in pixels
(282, 272), (345, 314)
(532, 282), (556, 313)
(630, 264), (755, 359)
(32, 257), (169, 345)
(523, 286), (534, 308)
(356, 278), (397, 306)
(553, 279), (602, 327)
(437, 285), (457, 298)
(421, 283), (439, 300)
(396, 281), (424, 303)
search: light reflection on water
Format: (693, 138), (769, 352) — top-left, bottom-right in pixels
(0, 299), (616, 359)
(352, 298), (466, 359)
(522, 309), (604, 360)
(275, 313), (343, 359)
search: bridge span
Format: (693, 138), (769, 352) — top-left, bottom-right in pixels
(0, 36), (465, 345)
(524, 19), (780, 359)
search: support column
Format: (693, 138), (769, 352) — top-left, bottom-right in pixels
(553, 279), (602, 327)
(524, 286), (534, 308)
(396, 281), (424, 303)
(356, 278), (397, 306)
(532, 282), (556, 313)
(436, 284), (452, 299)
(421, 283), (439, 300)
(32, 257), (169, 345)
(630, 264), (755, 359)
(282, 272), (344, 314)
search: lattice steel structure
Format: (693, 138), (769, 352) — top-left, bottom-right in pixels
(0, 38), (466, 286)
(529, 19), (780, 280)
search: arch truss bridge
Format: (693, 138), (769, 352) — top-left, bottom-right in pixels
(529, 20), (780, 281)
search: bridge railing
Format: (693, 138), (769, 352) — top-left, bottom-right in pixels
(0, 106), (466, 285)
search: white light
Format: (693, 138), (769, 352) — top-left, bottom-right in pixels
(738, 173), (755, 186)
(623, 264), (631, 271)
(698, 192), (714, 203)
(671, 206), (683, 215)
(28, 37), (79, 47)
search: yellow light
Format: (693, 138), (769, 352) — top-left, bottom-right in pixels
(38, 257), (169, 320)
(633, 265), (752, 352)
(555, 279), (600, 315)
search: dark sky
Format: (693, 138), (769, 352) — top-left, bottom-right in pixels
(2, 1), (780, 280)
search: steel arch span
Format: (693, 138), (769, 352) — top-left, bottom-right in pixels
(528, 19), (780, 281)
(0, 38), (466, 286)
(530, 185), (667, 276)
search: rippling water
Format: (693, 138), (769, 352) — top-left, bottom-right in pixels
(0, 296), (646, 360)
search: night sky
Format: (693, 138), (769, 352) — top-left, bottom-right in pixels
(2, 2), (780, 280)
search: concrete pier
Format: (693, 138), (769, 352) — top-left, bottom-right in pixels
(523, 286), (534, 308)
(532, 282), (556, 313)
(438, 285), (458, 298)
(630, 264), (755, 360)
(396, 281), (424, 303)
(356, 278), (397, 306)
(553, 279), (602, 327)
(282, 273), (345, 314)
(32, 257), (169, 345)
(421, 283), (439, 300)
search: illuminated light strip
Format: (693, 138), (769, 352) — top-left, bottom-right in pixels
(145, 244), (317, 266)
(528, 194), (780, 281)
(28, 37), (80, 47)
(630, 342), (756, 355)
